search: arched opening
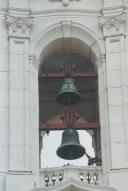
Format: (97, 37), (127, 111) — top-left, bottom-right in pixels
(38, 37), (101, 168)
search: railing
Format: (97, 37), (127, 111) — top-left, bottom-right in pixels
(39, 165), (103, 187)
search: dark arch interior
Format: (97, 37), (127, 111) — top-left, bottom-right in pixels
(39, 51), (98, 123)
(38, 38), (101, 167)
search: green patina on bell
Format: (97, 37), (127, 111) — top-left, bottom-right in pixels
(56, 128), (85, 160)
(56, 78), (81, 105)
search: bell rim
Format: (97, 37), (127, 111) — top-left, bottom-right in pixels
(56, 92), (81, 105)
(56, 143), (85, 160)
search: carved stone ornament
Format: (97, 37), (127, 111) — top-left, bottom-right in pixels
(49, 0), (80, 6)
(5, 14), (34, 33)
(99, 13), (127, 31)
(97, 54), (106, 68)
(29, 55), (40, 70)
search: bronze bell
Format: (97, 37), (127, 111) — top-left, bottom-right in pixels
(56, 128), (85, 160)
(56, 78), (81, 105)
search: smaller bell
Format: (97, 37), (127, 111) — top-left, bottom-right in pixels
(56, 78), (81, 105)
(56, 128), (85, 160)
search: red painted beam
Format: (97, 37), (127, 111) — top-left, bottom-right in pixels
(39, 122), (99, 131)
(71, 72), (97, 78)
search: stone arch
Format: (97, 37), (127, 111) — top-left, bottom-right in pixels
(31, 21), (104, 64)
(34, 20), (108, 172)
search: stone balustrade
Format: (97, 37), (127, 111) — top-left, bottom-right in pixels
(39, 165), (103, 187)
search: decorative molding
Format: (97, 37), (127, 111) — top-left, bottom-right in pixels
(8, 170), (32, 175)
(101, 54), (106, 64)
(5, 14), (34, 33)
(29, 55), (40, 70)
(49, 0), (80, 6)
(99, 13), (127, 31)
(97, 54), (106, 68)
(31, 176), (118, 191)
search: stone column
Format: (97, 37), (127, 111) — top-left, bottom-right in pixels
(29, 55), (40, 172)
(5, 14), (39, 191)
(99, 11), (128, 191)
(97, 54), (110, 185)
(0, 10), (10, 191)
(124, 32), (128, 162)
(6, 14), (34, 171)
(100, 12), (127, 169)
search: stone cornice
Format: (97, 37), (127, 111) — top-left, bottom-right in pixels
(31, 9), (101, 19)
(0, 7), (100, 16)
(100, 5), (123, 15)
(0, 7), (101, 19)
(8, 170), (32, 175)
(5, 14), (34, 33)
(31, 9), (100, 25)
(0, 5), (128, 16)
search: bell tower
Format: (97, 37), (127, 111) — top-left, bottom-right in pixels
(0, 0), (128, 191)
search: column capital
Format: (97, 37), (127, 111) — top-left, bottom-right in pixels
(99, 13), (127, 36)
(5, 14), (34, 37)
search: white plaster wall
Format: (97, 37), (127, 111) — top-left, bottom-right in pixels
(103, 0), (122, 7)
(109, 171), (128, 191)
(0, 0), (8, 8)
(9, 0), (28, 9)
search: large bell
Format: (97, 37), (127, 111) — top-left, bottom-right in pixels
(56, 128), (85, 160)
(56, 78), (81, 105)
